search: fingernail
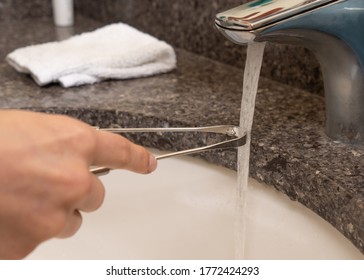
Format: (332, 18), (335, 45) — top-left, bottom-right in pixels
(148, 154), (158, 173)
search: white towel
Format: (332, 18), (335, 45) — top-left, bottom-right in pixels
(6, 23), (176, 88)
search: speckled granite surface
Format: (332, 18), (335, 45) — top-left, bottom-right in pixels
(0, 15), (363, 255)
(74, 0), (324, 96)
(0, 0), (51, 20)
(0, 0), (324, 95)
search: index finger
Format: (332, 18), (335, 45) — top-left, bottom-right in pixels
(90, 130), (157, 174)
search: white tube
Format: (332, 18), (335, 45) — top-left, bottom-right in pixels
(52, 0), (74, 27)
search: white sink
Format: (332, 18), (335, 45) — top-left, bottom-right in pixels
(27, 154), (363, 259)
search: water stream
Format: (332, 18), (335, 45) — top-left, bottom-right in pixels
(235, 42), (266, 259)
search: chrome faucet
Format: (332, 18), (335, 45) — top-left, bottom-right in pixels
(215, 0), (364, 145)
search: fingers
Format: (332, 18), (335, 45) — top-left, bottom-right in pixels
(77, 174), (105, 212)
(54, 124), (158, 240)
(57, 210), (82, 238)
(91, 130), (158, 174)
(57, 174), (105, 238)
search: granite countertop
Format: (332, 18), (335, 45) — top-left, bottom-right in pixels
(0, 17), (363, 255)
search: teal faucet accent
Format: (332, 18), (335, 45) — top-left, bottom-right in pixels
(248, 0), (274, 8)
(216, 0), (364, 144)
(261, 0), (364, 69)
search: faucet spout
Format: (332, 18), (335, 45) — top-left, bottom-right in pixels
(216, 0), (364, 145)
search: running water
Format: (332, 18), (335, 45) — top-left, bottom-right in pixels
(235, 42), (266, 259)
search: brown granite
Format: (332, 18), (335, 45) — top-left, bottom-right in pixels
(0, 17), (363, 255)
(74, 0), (325, 96)
(0, 0), (324, 95)
(0, 0), (52, 20)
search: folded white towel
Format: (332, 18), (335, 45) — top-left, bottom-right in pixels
(6, 23), (176, 87)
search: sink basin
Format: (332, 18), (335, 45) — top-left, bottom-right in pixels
(27, 153), (363, 259)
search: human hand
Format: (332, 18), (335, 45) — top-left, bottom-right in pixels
(0, 110), (157, 259)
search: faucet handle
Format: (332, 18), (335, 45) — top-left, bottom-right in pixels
(216, 0), (339, 31)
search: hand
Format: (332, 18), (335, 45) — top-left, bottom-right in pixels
(0, 110), (157, 259)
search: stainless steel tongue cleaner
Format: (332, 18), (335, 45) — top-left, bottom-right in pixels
(90, 125), (246, 176)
